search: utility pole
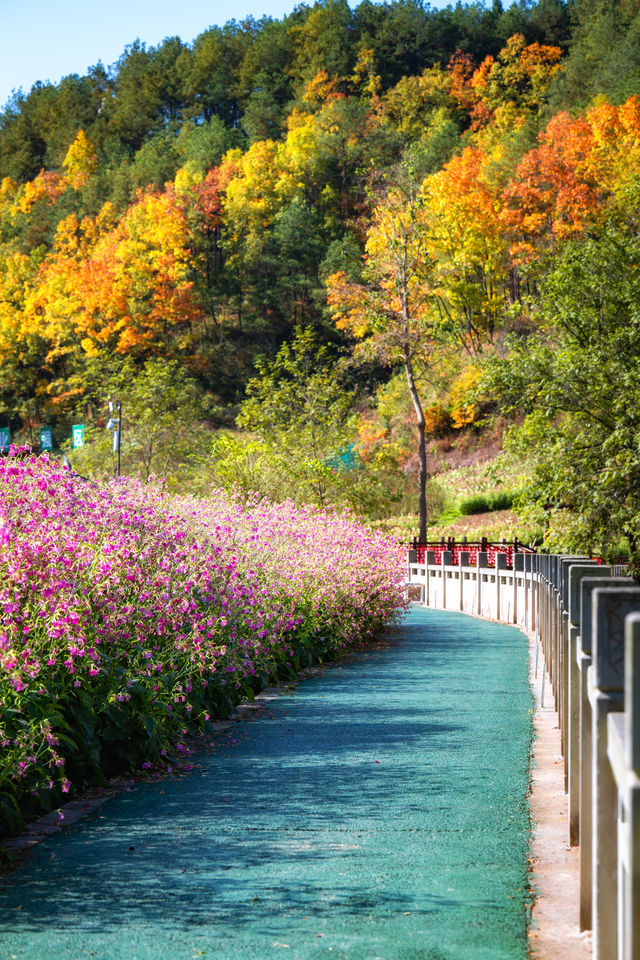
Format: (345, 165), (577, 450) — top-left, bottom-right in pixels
(107, 400), (122, 478)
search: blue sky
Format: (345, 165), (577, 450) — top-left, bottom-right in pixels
(0, 0), (453, 111)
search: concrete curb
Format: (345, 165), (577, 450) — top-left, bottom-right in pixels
(527, 629), (593, 960)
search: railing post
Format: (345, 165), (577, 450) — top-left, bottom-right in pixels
(460, 551), (470, 612)
(566, 564), (611, 845)
(540, 555), (549, 673)
(590, 588), (640, 960)
(477, 551), (487, 617)
(523, 553), (531, 631)
(579, 576), (634, 932)
(622, 613), (640, 960)
(514, 553), (524, 625)
(556, 557), (590, 784)
(535, 554), (542, 640)
(550, 556), (561, 698)
(533, 553), (540, 633)
(496, 553), (508, 621)
(442, 550), (452, 610)
(426, 550), (436, 607)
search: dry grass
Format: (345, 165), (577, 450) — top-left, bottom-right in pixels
(370, 509), (539, 546)
(426, 508), (537, 543)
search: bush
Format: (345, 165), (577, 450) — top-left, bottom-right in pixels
(490, 490), (515, 511)
(459, 494), (492, 515)
(458, 490), (516, 515)
(423, 402), (452, 437)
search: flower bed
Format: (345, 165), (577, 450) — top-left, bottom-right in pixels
(0, 453), (406, 836)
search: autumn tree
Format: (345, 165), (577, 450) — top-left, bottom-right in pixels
(470, 33), (563, 131)
(502, 96), (640, 266)
(382, 64), (455, 144)
(327, 180), (437, 541)
(73, 184), (204, 356)
(62, 130), (98, 188)
(0, 247), (50, 434)
(2, 171), (207, 418)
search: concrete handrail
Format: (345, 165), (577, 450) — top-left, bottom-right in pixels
(407, 552), (639, 960)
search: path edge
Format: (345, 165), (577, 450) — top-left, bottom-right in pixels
(526, 627), (592, 960)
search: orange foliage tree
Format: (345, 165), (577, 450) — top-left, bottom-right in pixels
(502, 96), (640, 265)
(12, 180), (205, 397)
(421, 145), (509, 349)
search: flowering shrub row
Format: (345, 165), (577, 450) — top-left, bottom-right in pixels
(0, 452), (406, 836)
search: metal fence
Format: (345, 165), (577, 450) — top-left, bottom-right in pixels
(409, 537), (536, 568)
(407, 550), (639, 960)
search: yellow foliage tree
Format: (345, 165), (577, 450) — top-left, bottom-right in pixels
(383, 65), (454, 141)
(327, 183), (437, 540)
(62, 130), (99, 189)
(471, 34), (562, 131)
(448, 365), (482, 429)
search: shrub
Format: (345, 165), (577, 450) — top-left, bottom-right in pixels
(423, 402), (452, 437)
(490, 490), (515, 511)
(458, 490), (516, 515)
(459, 494), (492, 515)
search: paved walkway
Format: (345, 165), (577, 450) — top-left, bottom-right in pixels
(0, 607), (532, 960)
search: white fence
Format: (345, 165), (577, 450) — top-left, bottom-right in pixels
(407, 551), (640, 960)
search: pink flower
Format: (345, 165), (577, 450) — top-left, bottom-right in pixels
(0, 454), (405, 814)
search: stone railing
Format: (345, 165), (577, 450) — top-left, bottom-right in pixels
(407, 550), (640, 960)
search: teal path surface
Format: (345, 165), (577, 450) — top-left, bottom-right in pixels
(0, 607), (532, 960)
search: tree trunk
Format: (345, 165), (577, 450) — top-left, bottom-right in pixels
(404, 348), (428, 543)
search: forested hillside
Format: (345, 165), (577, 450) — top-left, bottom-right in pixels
(2, 0), (640, 562)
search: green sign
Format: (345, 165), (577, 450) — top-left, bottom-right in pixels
(0, 427), (9, 452)
(40, 427), (53, 451)
(72, 424), (84, 448)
